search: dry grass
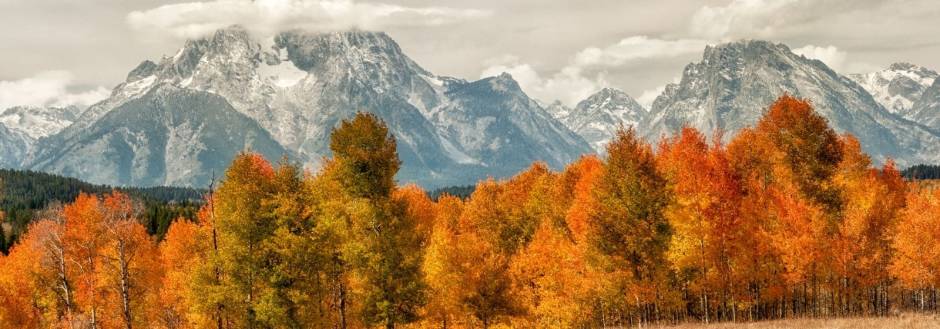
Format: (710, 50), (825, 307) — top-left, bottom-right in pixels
(649, 313), (940, 329)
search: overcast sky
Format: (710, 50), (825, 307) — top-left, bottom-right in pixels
(2, 0), (940, 109)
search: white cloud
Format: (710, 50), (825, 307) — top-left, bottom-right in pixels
(689, 0), (882, 74)
(792, 44), (848, 71)
(481, 36), (705, 106)
(481, 57), (605, 107)
(127, 0), (490, 39)
(690, 0), (803, 40)
(844, 61), (882, 75)
(574, 36), (708, 68)
(637, 86), (666, 110)
(479, 56), (543, 96)
(688, 0), (887, 41)
(0, 71), (109, 110)
(636, 76), (682, 109)
(541, 67), (608, 107)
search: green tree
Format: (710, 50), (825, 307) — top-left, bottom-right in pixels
(329, 112), (400, 199)
(208, 153), (277, 328)
(330, 113), (426, 329)
(255, 159), (336, 327)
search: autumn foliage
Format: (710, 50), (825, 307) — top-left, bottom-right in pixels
(2, 98), (940, 328)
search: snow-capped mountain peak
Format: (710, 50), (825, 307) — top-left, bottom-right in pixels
(578, 88), (645, 115)
(0, 105), (84, 169)
(544, 100), (572, 118)
(850, 62), (939, 118)
(646, 40), (940, 167)
(0, 105), (83, 139)
(552, 87), (647, 152)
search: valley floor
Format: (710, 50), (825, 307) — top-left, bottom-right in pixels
(651, 313), (940, 329)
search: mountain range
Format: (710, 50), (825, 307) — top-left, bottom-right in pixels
(2, 28), (939, 188)
(641, 41), (940, 166)
(9, 27), (590, 188)
(546, 41), (940, 166)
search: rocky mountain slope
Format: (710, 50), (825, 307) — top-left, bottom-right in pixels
(911, 78), (940, 131)
(643, 40), (940, 167)
(29, 85), (287, 187)
(0, 125), (31, 169)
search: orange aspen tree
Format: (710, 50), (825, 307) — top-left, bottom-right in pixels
(63, 193), (110, 328)
(98, 192), (162, 329)
(420, 195), (466, 328)
(658, 127), (747, 321)
(560, 155), (604, 244)
(158, 218), (205, 328)
(510, 220), (596, 327)
(731, 96), (844, 317)
(0, 220), (59, 327)
(588, 127), (672, 326)
(891, 186), (940, 311)
(393, 184), (438, 245)
(832, 136), (906, 315)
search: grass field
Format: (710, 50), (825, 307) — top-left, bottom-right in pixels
(651, 313), (940, 328)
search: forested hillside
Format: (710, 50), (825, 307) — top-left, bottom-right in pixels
(2, 97), (940, 328)
(0, 169), (203, 251)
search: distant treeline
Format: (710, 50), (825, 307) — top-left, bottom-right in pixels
(428, 184), (475, 200)
(903, 164), (940, 180)
(430, 164), (940, 198)
(0, 169), (204, 251)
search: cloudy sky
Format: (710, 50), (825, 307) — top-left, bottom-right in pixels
(2, 0), (940, 109)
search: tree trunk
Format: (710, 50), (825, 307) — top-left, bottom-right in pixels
(208, 180), (224, 329)
(119, 239), (133, 329)
(56, 245), (73, 318)
(700, 238), (709, 324)
(339, 282), (347, 329)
